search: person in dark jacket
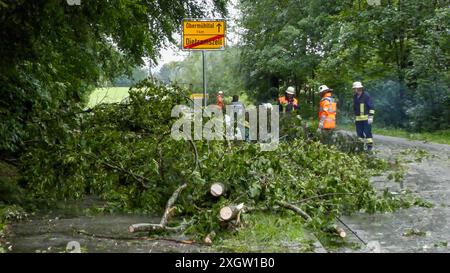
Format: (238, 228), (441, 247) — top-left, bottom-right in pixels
(352, 81), (375, 151)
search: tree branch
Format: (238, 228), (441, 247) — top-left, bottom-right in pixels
(160, 183), (187, 227)
(129, 219), (194, 233)
(129, 183), (189, 233)
(276, 200), (312, 222)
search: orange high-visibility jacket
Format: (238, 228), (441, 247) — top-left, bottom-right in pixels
(216, 95), (224, 109)
(319, 92), (337, 129)
(278, 96), (298, 113)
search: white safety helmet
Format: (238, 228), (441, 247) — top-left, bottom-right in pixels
(318, 85), (331, 93)
(286, 86), (296, 95)
(218, 91), (224, 95)
(352, 81), (364, 89)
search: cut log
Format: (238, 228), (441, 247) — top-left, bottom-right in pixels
(210, 182), (226, 197)
(204, 231), (217, 245)
(219, 203), (244, 222)
(335, 226), (347, 238)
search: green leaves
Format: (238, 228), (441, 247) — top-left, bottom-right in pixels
(0, 0), (228, 154)
(236, 0), (449, 132)
(17, 79), (419, 239)
(249, 182), (262, 199)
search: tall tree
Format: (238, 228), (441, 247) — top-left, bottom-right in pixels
(0, 0), (227, 153)
(238, 0), (449, 130)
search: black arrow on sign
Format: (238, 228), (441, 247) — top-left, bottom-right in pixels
(217, 23), (222, 33)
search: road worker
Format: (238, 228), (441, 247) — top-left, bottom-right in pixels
(216, 91), (224, 110)
(318, 85), (337, 131)
(278, 86), (298, 113)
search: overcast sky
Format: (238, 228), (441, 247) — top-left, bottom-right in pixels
(150, 0), (241, 73)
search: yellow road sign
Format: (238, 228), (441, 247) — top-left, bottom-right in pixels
(189, 93), (207, 100)
(182, 19), (226, 50)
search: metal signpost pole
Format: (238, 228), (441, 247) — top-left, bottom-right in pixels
(202, 50), (207, 107)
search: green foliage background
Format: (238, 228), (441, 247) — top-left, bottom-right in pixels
(157, 0), (449, 132)
(0, 0), (227, 154)
(239, 0), (450, 131)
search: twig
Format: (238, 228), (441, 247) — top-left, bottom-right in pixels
(97, 157), (152, 189)
(188, 140), (200, 173)
(75, 228), (199, 245)
(84, 152), (151, 186)
(242, 206), (271, 213)
(157, 147), (165, 181)
(75, 229), (139, 240)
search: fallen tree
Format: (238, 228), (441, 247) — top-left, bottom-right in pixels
(20, 80), (420, 242)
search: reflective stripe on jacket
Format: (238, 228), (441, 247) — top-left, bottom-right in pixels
(353, 92), (374, 121)
(319, 93), (337, 129)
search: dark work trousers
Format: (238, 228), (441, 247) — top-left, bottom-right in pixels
(355, 120), (373, 149)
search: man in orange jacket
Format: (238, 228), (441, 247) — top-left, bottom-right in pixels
(278, 86), (298, 113)
(216, 91), (224, 110)
(318, 85), (337, 132)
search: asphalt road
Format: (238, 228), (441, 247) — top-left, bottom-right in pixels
(339, 132), (450, 253)
(5, 133), (450, 253)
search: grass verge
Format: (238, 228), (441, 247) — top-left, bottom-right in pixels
(214, 212), (315, 252)
(338, 123), (450, 145)
(88, 87), (131, 107)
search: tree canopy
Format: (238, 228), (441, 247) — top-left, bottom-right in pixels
(238, 0), (449, 130)
(0, 0), (227, 153)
